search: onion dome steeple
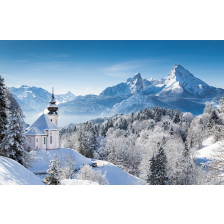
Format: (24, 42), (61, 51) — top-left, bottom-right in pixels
(48, 87), (58, 115)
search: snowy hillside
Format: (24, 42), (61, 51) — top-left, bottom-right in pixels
(0, 156), (43, 185)
(29, 148), (144, 185)
(195, 137), (223, 160)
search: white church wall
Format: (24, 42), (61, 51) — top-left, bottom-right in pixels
(35, 136), (41, 150)
(47, 114), (58, 126)
(42, 136), (47, 150)
(46, 131), (59, 150)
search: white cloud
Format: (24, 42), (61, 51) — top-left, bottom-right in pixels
(102, 59), (162, 78)
(104, 60), (144, 72)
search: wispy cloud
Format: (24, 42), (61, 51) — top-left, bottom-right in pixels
(105, 61), (143, 72)
(102, 59), (157, 78)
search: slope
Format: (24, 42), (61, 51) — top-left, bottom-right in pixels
(29, 148), (144, 185)
(0, 156), (43, 185)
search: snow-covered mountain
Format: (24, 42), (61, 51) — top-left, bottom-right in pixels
(157, 65), (219, 97)
(10, 85), (76, 115)
(100, 72), (160, 96)
(10, 65), (224, 125)
(99, 65), (224, 117)
(101, 65), (222, 98)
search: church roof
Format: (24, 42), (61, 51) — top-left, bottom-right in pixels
(26, 114), (60, 136)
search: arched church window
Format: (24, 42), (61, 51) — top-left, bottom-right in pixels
(50, 133), (52, 144)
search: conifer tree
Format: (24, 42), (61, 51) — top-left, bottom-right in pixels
(2, 111), (25, 163)
(147, 155), (156, 184)
(169, 126), (174, 135)
(173, 111), (181, 124)
(180, 143), (195, 185)
(0, 75), (8, 153)
(148, 143), (169, 185)
(0, 89), (29, 166)
(219, 95), (224, 113)
(44, 157), (61, 185)
(154, 107), (162, 122)
(207, 110), (219, 129)
(203, 102), (214, 114)
(155, 145), (169, 185)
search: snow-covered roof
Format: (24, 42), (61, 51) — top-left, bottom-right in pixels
(26, 113), (60, 136)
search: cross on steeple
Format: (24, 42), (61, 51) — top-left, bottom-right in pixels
(48, 87), (58, 115)
(52, 87), (55, 100)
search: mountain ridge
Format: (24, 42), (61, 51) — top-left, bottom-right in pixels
(10, 65), (224, 125)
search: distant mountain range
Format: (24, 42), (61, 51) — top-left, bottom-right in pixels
(10, 85), (76, 113)
(10, 65), (224, 126)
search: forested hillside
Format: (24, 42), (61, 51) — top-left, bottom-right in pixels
(60, 100), (224, 184)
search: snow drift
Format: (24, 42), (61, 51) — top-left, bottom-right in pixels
(0, 156), (43, 185)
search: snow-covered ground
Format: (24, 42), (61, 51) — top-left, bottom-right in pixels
(0, 156), (43, 185)
(96, 163), (144, 185)
(194, 137), (223, 160)
(61, 179), (99, 185)
(29, 148), (92, 173)
(29, 148), (145, 185)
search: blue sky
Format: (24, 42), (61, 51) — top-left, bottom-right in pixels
(0, 40), (224, 95)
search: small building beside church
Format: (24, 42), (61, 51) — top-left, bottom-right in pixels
(25, 89), (60, 151)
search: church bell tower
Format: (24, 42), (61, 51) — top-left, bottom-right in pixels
(47, 87), (58, 126)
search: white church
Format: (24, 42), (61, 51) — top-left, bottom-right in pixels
(25, 89), (60, 151)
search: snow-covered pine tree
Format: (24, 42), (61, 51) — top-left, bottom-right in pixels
(77, 122), (98, 158)
(179, 143), (195, 185)
(3, 111), (25, 163)
(173, 111), (181, 124)
(44, 157), (61, 185)
(148, 143), (169, 185)
(153, 107), (162, 122)
(207, 110), (219, 130)
(147, 155), (156, 184)
(204, 102), (214, 114)
(169, 126), (174, 135)
(219, 95), (224, 114)
(0, 75), (8, 154)
(59, 154), (75, 180)
(0, 90), (30, 167)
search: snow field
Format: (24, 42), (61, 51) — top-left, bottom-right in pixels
(0, 156), (43, 185)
